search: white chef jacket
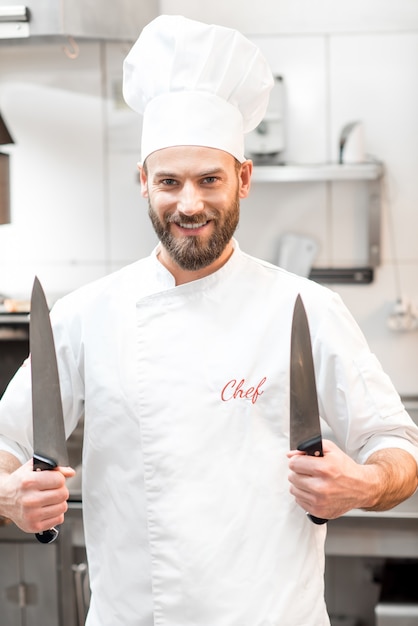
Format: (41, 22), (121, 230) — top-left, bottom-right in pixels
(1, 241), (418, 626)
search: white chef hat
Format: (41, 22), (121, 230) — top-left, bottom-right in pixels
(123, 15), (274, 163)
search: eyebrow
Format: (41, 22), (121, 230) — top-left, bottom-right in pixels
(153, 167), (226, 180)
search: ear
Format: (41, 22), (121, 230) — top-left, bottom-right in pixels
(238, 160), (253, 199)
(137, 163), (149, 198)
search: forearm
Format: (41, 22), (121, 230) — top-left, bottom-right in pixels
(0, 450), (22, 476)
(0, 451), (22, 522)
(361, 448), (418, 511)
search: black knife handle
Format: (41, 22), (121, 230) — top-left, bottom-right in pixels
(307, 512), (328, 525)
(33, 454), (60, 544)
(297, 436), (328, 525)
(36, 527), (60, 543)
(297, 435), (323, 457)
(33, 453), (57, 472)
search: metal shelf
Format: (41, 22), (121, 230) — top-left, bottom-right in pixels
(252, 161), (383, 182)
(251, 161), (384, 281)
(0, 313), (30, 339)
(0, 313), (29, 324)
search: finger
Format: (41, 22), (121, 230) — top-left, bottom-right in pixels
(35, 470), (67, 489)
(57, 466), (76, 479)
(40, 498), (69, 519)
(288, 454), (319, 476)
(35, 505), (68, 533)
(287, 450), (305, 459)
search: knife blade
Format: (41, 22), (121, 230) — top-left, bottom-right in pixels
(30, 276), (68, 543)
(290, 294), (327, 525)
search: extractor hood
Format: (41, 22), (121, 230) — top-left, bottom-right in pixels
(0, 0), (159, 41)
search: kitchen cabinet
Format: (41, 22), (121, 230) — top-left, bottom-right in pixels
(0, 541), (58, 625)
(324, 397), (418, 625)
(0, 520), (76, 626)
(325, 515), (418, 625)
(252, 161), (383, 283)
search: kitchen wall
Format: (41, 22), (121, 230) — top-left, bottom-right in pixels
(0, 38), (156, 297)
(0, 0), (418, 393)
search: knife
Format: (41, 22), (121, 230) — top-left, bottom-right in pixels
(30, 276), (69, 544)
(290, 294), (328, 525)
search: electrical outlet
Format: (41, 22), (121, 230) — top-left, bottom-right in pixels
(387, 297), (418, 332)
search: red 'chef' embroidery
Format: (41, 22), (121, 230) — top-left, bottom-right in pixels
(221, 377), (266, 405)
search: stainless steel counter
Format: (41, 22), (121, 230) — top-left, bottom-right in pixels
(326, 515), (418, 558)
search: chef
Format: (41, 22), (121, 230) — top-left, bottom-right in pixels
(0, 15), (417, 626)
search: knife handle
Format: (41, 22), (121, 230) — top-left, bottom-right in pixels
(306, 512), (328, 525)
(33, 453), (57, 472)
(297, 435), (323, 457)
(297, 437), (328, 525)
(33, 454), (60, 544)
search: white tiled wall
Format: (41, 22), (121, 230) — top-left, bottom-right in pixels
(1, 3), (418, 393)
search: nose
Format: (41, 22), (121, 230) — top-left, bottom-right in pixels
(177, 181), (205, 215)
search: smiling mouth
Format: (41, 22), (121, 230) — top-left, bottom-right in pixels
(178, 221), (210, 230)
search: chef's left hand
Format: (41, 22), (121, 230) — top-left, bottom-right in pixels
(287, 439), (372, 520)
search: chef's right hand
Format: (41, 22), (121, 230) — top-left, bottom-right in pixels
(0, 458), (75, 534)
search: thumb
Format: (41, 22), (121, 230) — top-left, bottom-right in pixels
(57, 465), (76, 479)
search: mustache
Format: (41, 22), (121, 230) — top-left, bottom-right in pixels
(165, 210), (218, 225)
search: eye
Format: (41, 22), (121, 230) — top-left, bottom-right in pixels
(202, 176), (218, 184)
(160, 178), (177, 186)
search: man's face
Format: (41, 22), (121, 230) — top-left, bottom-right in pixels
(139, 146), (252, 275)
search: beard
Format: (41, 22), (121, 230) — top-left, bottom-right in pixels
(148, 195), (240, 271)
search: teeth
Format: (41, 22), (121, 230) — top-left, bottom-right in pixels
(179, 222), (207, 229)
